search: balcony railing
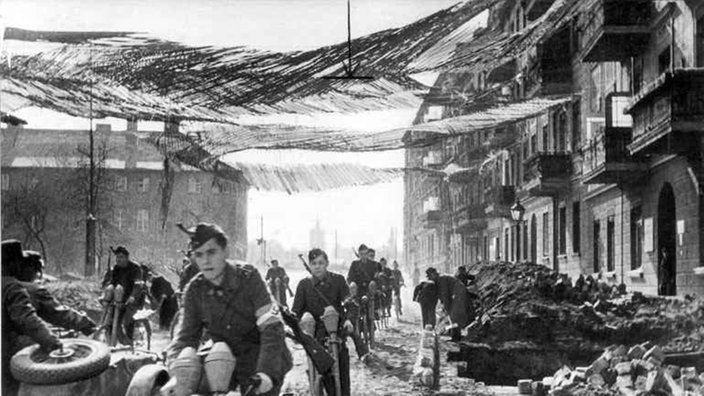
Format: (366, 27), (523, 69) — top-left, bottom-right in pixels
(582, 130), (647, 184)
(581, 0), (651, 62)
(523, 152), (571, 196)
(626, 69), (704, 155)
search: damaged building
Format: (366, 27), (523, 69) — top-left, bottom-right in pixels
(404, 0), (704, 296)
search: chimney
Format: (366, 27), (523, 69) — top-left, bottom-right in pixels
(164, 119), (179, 135)
(127, 118), (138, 133)
(95, 123), (111, 134)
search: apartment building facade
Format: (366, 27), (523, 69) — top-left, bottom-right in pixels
(404, 0), (704, 296)
(1, 122), (248, 276)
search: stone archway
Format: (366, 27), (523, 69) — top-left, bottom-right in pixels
(657, 183), (677, 296)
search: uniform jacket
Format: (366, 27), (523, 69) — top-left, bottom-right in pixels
(292, 271), (350, 341)
(103, 261), (144, 302)
(391, 269), (404, 289)
(2, 276), (61, 395)
(346, 259), (380, 293)
(20, 281), (94, 333)
(166, 262), (292, 386)
(265, 267), (289, 283)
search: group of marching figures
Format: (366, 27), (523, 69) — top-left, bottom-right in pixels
(265, 244), (405, 396)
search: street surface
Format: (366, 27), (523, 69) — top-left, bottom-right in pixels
(150, 271), (514, 395)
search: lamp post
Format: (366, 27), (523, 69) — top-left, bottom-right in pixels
(510, 200), (525, 263)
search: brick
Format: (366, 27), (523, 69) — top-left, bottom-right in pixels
(615, 361), (632, 375)
(627, 344), (646, 360)
(643, 345), (665, 363)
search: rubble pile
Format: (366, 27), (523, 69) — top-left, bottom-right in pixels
(44, 280), (103, 313)
(464, 262), (704, 353)
(548, 343), (704, 395)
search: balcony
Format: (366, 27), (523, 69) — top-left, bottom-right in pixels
(626, 69), (704, 155)
(581, 0), (652, 62)
(582, 130), (648, 184)
(419, 209), (446, 229)
(484, 185), (516, 218)
(583, 93), (648, 184)
(453, 203), (487, 233)
(523, 152), (571, 196)
(525, 26), (573, 97)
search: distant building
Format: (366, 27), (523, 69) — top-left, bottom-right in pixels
(309, 219), (326, 251)
(1, 122), (248, 276)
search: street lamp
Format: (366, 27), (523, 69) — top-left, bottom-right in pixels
(510, 200), (525, 223)
(510, 200), (526, 263)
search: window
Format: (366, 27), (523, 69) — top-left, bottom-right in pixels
(523, 222), (528, 260)
(630, 206), (643, 269)
(571, 99), (581, 151)
(607, 216), (615, 272)
(504, 228), (510, 261)
(542, 212), (549, 257)
(114, 210), (124, 231)
(494, 237), (501, 260)
(572, 202), (581, 253)
(633, 57), (644, 93)
(137, 210), (149, 232)
(137, 177), (150, 193)
(697, 15), (704, 67)
(116, 176), (127, 192)
(542, 124), (549, 152)
(593, 220), (601, 273)
(1, 174), (8, 190)
(187, 177), (202, 194)
(515, 225), (521, 262)
(483, 236), (488, 262)
(559, 206), (567, 255)
(658, 46), (671, 75)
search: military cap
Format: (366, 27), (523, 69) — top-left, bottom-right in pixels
(177, 222), (228, 251)
(425, 267), (438, 276)
(111, 245), (130, 256)
(358, 244), (369, 252)
(2, 239), (28, 267)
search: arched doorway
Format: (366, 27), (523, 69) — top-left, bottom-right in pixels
(657, 183), (677, 296)
(530, 214), (537, 263)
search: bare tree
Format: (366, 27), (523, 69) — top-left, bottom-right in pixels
(4, 173), (60, 274)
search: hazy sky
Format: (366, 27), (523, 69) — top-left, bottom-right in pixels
(1, 0), (463, 253)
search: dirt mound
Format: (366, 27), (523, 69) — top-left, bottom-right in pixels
(464, 262), (704, 353)
(44, 280), (103, 313)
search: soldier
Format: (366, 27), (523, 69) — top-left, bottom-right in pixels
(166, 223), (292, 395)
(266, 259), (291, 307)
(346, 244), (380, 297)
(292, 248), (355, 396)
(413, 278), (438, 328)
(17, 251), (97, 336)
(178, 256), (200, 292)
(101, 246), (145, 343)
(376, 258), (393, 319)
(454, 266), (474, 287)
(2, 240), (62, 396)
(426, 267), (474, 342)
(390, 260), (405, 315)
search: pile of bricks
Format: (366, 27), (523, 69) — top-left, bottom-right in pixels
(464, 261), (704, 353)
(544, 343), (704, 395)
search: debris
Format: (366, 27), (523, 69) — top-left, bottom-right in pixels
(548, 343), (704, 395)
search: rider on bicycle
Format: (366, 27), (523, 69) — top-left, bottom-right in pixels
(292, 248), (355, 396)
(101, 245), (145, 343)
(391, 260), (404, 315)
(346, 244), (379, 297)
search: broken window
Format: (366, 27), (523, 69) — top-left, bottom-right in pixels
(137, 209), (149, 232)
